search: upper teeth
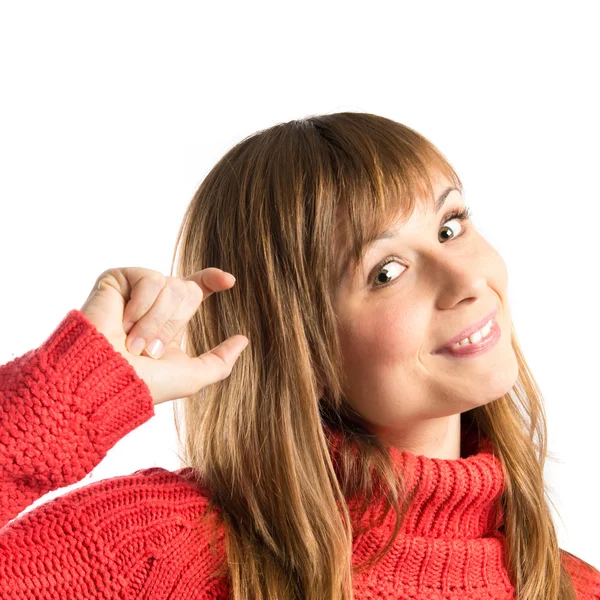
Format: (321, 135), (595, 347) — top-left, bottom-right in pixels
(453, 320), (494, 347)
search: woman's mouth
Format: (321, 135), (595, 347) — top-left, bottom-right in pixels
(435, 318), (501, 358)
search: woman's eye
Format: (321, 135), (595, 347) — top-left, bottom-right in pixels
(369, 206), (473, 289)
(371, 258), (406, 288)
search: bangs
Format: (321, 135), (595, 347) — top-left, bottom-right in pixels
(331, 136), (462, 288)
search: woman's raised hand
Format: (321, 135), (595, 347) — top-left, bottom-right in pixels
(80, 267), (249, 406)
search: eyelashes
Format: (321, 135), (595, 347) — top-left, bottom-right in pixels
(369, 205), (474, 289)
(442, 206), (473, 225)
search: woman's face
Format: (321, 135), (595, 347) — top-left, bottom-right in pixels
(331, 174), (519, 447)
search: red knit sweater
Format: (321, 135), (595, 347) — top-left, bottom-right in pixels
(1, 309), (599, 599)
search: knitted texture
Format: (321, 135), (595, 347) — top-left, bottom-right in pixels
(0, 309), (598, 599)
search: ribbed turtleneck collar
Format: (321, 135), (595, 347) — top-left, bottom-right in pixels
(326, 425), (515, 598)
(386, 429), (505, 539)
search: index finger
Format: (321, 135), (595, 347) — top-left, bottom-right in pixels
(183, 267), (237, 302)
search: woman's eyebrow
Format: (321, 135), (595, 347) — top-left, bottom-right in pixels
(336, 186), (461, 283)
(375, 186), (460, 240)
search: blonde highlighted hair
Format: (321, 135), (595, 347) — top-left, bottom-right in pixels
(169, 112), (597, 599)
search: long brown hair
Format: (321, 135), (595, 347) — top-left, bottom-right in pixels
(168, 112), (597, 599)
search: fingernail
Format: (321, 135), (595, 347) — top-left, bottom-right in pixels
(129, 337), (146, 356)
(225, 272), (236, 284)
(146, 338), (165, 359)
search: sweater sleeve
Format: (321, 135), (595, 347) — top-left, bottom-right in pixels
(0, 312), (232, 598)
(0, 308), (156, 528)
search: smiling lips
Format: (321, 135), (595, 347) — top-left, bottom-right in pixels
(436, 308), (499, 352)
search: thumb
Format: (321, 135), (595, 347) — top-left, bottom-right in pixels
(148, 334), (249, 406)
(195, 334), (250, 387)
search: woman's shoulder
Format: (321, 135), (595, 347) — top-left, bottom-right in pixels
(69, 465), (222, 529)
(3, 464), (223, 552)
(133, 465), (219, 507)
(1, 466), (228, 598)
(561, 548), (600, 599)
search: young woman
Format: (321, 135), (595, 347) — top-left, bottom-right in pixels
(1, 112), (598, 599)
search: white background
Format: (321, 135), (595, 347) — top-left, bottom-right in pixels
(1, 1), (598, 569)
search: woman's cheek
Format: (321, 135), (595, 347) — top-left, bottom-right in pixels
(343, 305), (422, 364)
